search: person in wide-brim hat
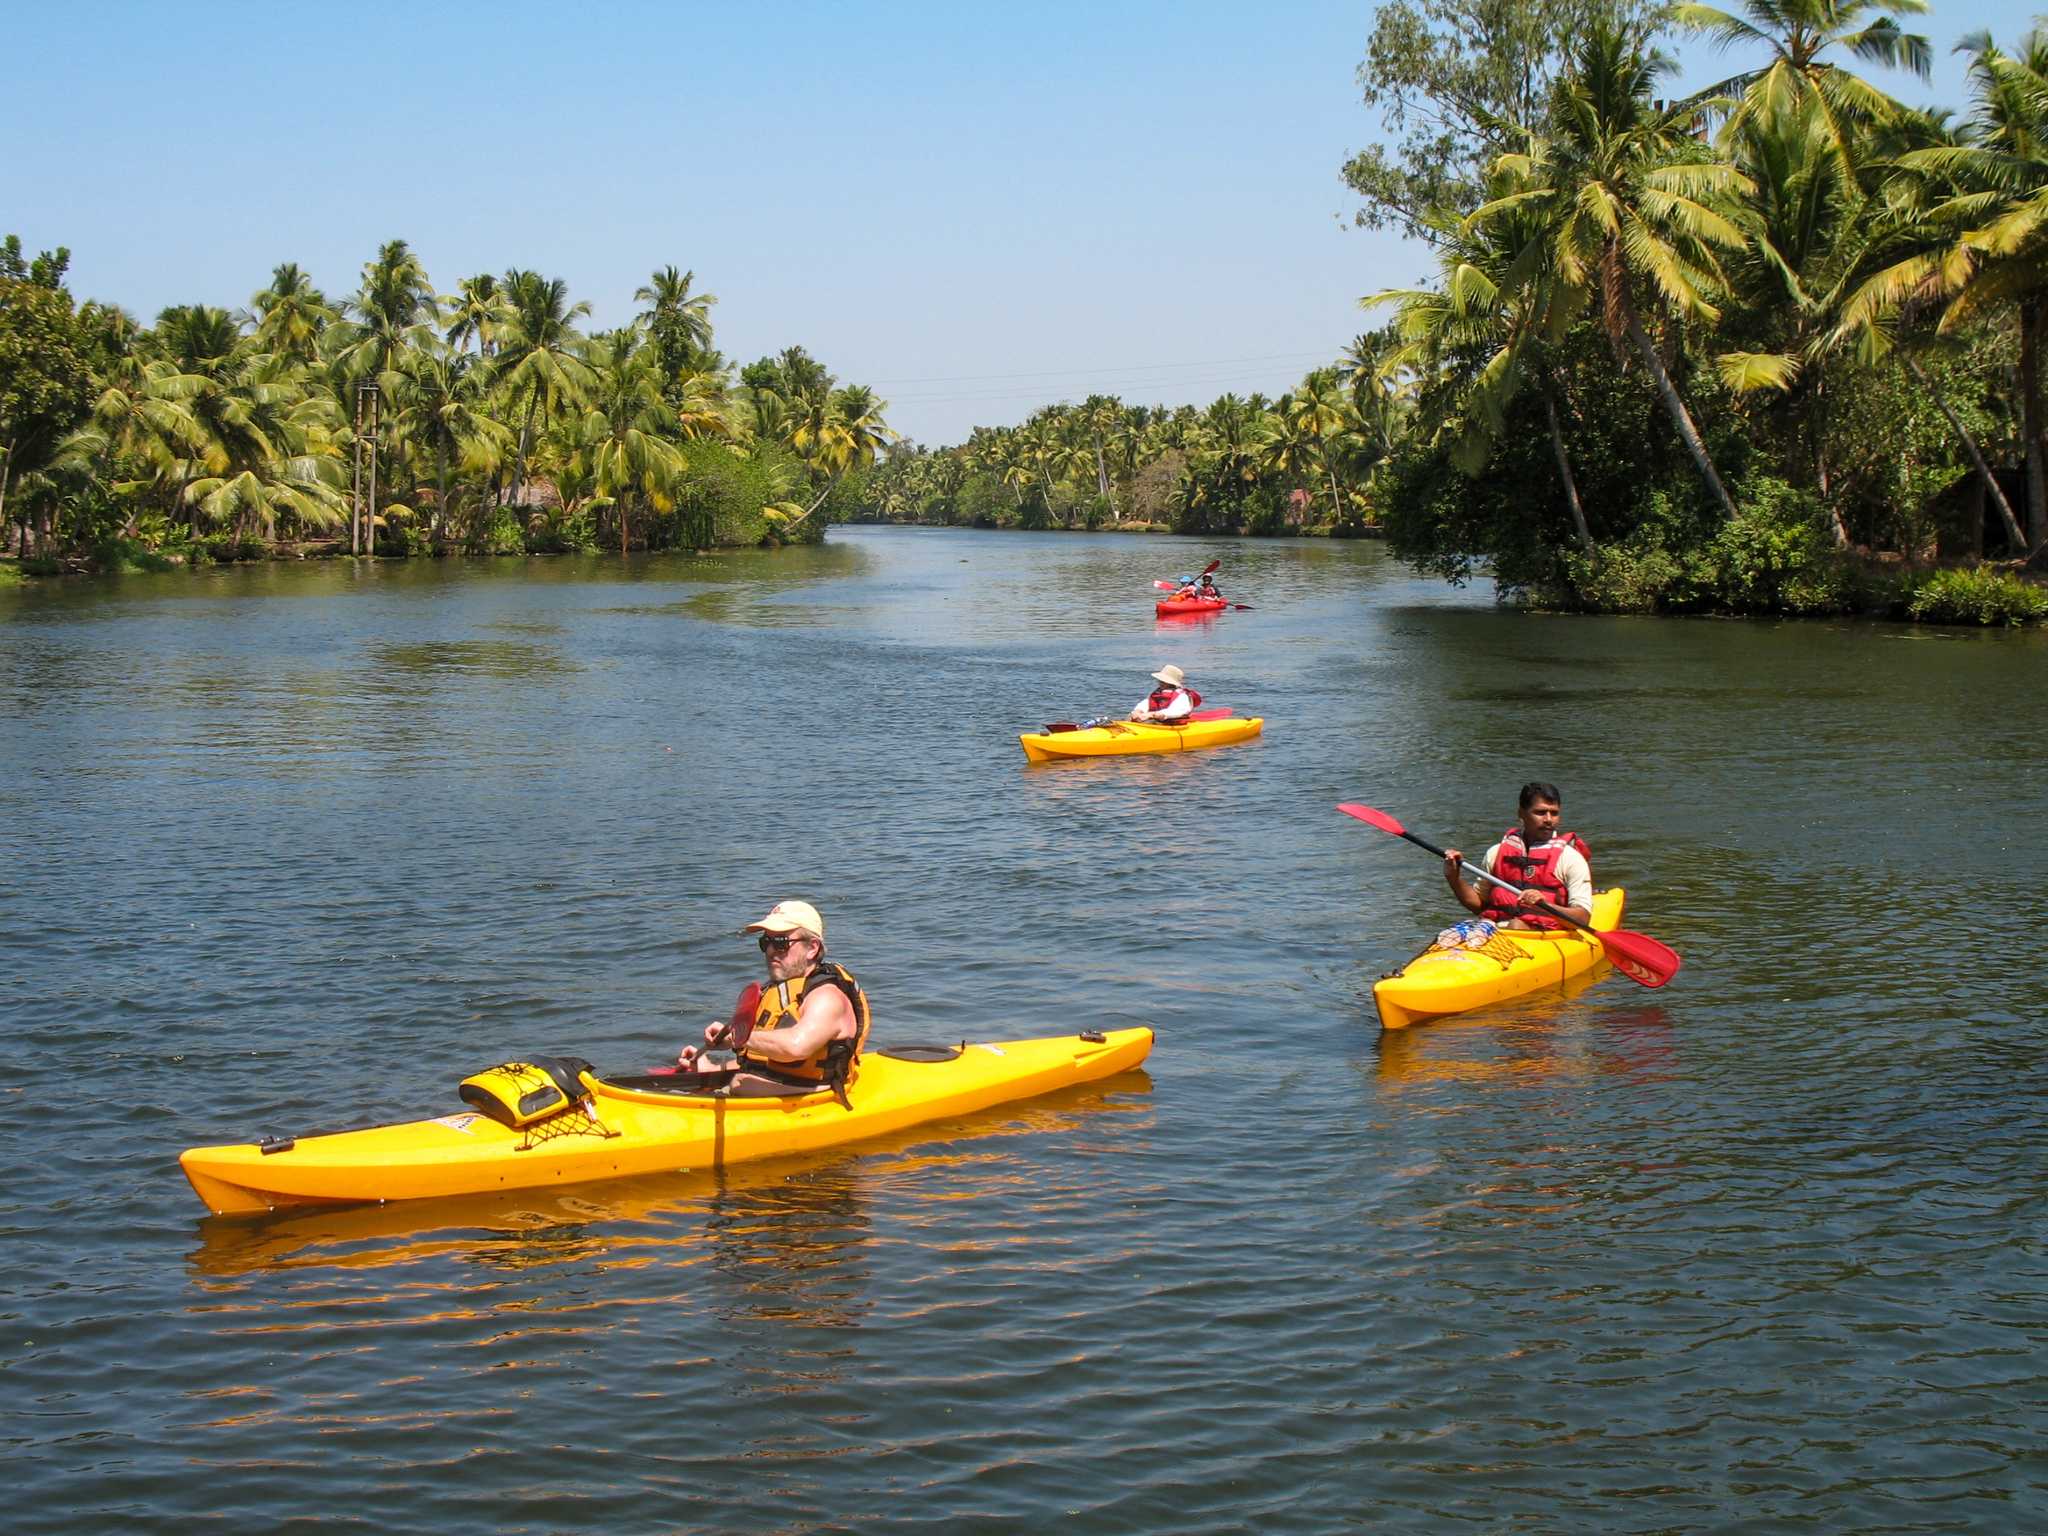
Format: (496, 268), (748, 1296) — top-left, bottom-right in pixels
(1131, 664), (1199, 723)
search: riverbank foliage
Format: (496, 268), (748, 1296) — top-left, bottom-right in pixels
(849, 372), (1406, 539)
(0, 238), (895, 568)
(1354, 0), (2048, 618)
(855, 0), (2046, 624)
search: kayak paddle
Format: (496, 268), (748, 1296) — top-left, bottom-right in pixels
(1042, 707), (1233, 733)
(655, 981), (764, 1074)
(1335, 802), (1681, 988)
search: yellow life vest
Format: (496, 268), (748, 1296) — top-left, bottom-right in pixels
(739, 961), (871, 1094)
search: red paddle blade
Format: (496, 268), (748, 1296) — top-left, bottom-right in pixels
(1151, 579), (1178, 591)
(1186, 707), (1233, 721)
(1201, 558), (1220, 576)
(1597, 929), (1681, 988)
(1336, 802), (1406, 837)
(728, 981), (762, 1048)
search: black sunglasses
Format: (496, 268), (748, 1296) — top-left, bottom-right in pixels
(757, 932), (808, 954)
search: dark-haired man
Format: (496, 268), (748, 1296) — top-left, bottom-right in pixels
(1442, 782), (1592, 931)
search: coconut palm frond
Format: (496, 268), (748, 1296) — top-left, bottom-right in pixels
(1716, 349), (1802, 392)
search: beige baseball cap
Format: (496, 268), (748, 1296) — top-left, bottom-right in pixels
(1151, 664), (1185, 687)
(744, 899), (824, 939)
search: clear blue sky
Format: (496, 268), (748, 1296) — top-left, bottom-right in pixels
(2, 1), (2037, 447)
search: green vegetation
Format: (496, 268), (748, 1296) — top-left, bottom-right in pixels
(0, 241), (894, 569)
(852, 365), (1405, 539)
(1364, 0), (2047, 619)
(1901, 563), (2048, 623)
(857, 0), (2045, 625)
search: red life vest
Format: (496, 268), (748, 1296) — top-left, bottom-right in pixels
(1144, 686), (1202, 714)
(1480, 827), (1590, 930)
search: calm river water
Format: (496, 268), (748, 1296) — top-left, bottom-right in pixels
(4, 527), (2043, 1533)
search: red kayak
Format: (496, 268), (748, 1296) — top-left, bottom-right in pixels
(1156, 596), (1228, 617)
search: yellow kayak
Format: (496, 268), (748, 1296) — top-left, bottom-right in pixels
(1373, 889), (1626, 1030)
(180, 1027), (1153, 1216)
(1019, 716), (1264, 762)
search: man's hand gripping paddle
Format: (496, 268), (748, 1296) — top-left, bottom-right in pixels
(659, 981), (762, 1075)
(1336, 803), (1681, 987)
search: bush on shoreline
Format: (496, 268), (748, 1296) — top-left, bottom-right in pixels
(1900, 565), (2048, 626)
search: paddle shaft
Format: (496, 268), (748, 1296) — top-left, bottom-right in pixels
(1386, 825), (1595, 935)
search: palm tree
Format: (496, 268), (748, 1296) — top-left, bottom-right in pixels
(1674, 0), (1933, 190)
(1016, 411), (1067, 521)
(392, 344), (504, 550)
(670, 368), (735, 442)
(154, 304), (245, 377)
(1255, 396), (1322, 520)
(494, 270), (594, 509)
(334, 240), (438, 385)
(245, 263), (336, 365)
(830, 385), (897, 475)
(575, 333), (687, 556)
(1081, 394), (1124, 513)
(633, 266), (718, 386)
(444, 272), (513, 362)
(1477, 21), (1754, 521)
(1200, 394), (1263, 490)
(1843, 27), (2048, 547)
(1284, 369), (1359, 523)
(1699, 92), (1878, 540)
(175, 357), (350, 542)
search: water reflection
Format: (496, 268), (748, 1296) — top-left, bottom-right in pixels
(1369, 970), (1682, 1091)
(364, 639), (574, 681)
(697, 1164), (874, 1333)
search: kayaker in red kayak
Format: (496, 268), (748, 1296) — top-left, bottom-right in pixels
(1130, 664), (1200, 722)
(676, 899), (872, 1098)
(1196, 572), (1223, 601)
(1442, 782), (1593, 930)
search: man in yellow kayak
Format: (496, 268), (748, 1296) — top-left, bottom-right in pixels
(1130, 664), (1199, 722)
(1442, 783), (1592, 930)
(677, 899), (872, 1097)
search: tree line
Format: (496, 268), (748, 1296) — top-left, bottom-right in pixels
(855, 0), (2048, 624)
(0, 238), (895, 571)
(853, 369), (1408, 536)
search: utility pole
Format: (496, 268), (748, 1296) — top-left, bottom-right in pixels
(352, 382), (380, 556)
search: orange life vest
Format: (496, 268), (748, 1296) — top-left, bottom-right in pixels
(737, 961), (872, 1098)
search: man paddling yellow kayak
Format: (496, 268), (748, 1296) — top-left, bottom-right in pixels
(1442, 782), (1592, 931)
(677, 899), (871, 1102)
